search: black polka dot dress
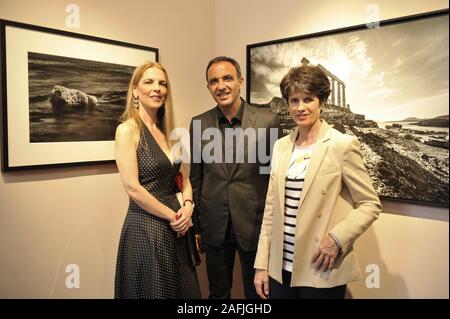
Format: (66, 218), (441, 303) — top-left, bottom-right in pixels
(115, 126), (201, 299)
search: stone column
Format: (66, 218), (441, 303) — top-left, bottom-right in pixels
(342, 84), (346, 109)
(337, 82), (341, 107)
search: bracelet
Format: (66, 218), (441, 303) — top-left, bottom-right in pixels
(183, 199), (194, 206)
(328, 233), (342, 251)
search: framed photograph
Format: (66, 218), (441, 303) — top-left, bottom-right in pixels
(247, 9), (449, 207)
(1, 20), (158, 171)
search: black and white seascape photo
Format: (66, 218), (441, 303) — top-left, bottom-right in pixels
(28, 52), (135, 143)
(248, 11), (449, 207)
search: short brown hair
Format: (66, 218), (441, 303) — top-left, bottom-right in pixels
(280, 65), (331, 104)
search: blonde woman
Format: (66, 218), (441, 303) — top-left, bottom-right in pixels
(114, 61), (201, 298)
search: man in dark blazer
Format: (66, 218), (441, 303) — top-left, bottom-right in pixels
(189, 56), (281, 298)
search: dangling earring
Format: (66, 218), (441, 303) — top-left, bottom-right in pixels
(133, 96), (139, 109)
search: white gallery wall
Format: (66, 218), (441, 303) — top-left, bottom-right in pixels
(0, 0), (448, 298)
(0, 0), (214, 298)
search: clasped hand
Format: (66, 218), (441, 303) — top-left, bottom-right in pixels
(169, 206), (191, 237)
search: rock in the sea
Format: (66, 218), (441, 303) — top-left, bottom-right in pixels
(50, 85), (98, 106)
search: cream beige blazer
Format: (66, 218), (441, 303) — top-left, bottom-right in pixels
(254, 120), (382, 288)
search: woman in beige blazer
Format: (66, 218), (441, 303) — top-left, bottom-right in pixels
(254, 64), (382, 299)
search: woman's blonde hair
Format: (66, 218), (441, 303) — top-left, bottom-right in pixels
(120, 61), (176, 148)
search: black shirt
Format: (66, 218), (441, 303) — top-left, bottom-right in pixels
(217, 100), (244, 129)
(217, 100), (244, 171)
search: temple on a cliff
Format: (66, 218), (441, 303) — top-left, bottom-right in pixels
(301, 57), (350, 111)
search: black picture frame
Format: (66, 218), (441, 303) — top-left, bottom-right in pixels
(247, 9), (449, 208)
(1, 19), (158, 171)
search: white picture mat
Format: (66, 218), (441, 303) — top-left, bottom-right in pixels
(5, 25), (156, 167)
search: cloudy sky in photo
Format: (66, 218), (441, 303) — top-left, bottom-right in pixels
(249, 14), (449, 121)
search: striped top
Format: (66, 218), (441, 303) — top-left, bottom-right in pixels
(283, 143), (315, 272)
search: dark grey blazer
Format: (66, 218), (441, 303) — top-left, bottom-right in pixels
(189, 100), (281, 251)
